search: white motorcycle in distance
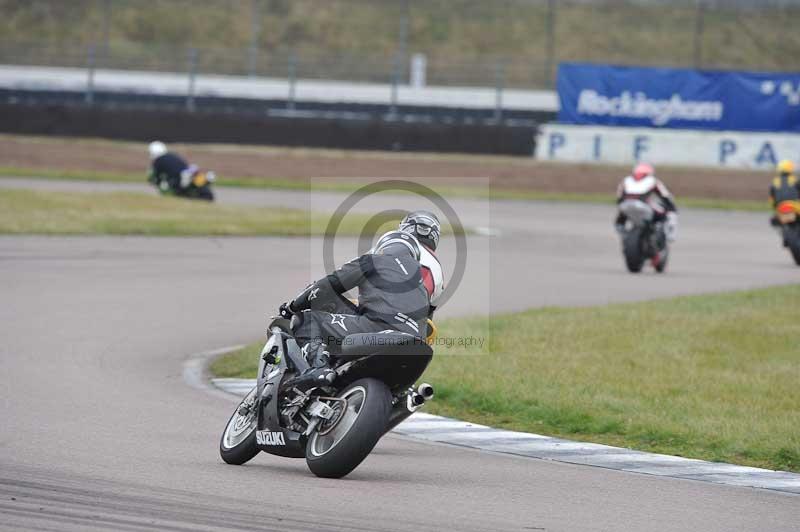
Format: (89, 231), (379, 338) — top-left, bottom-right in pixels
(617, 199), (672, 273)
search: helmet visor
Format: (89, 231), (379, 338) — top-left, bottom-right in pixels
(415, 223), (433, 236)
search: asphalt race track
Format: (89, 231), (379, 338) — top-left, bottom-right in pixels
(1, 178), (799, 531)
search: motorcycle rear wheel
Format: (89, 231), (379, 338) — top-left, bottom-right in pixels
(623, 228), (645, 273)
(786, 228), (800, 266)
(219, 386), (260, 465)
(305, 378), (391, 478)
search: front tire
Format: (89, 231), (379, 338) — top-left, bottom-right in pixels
(654, 240), (669, 273)
(623, 228), (645, 273)
(220, 386), (259, 465)
(305, 378), (391, 478)
(196, 186), (214, 201)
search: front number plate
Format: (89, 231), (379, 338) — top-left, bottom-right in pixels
(256, 430), (286, 446)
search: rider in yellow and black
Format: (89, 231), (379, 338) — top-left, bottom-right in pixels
(770, 160), (800, 207)
(769, 160), (800, 246)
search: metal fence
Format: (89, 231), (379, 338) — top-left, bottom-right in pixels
(1, 0), (799, 91)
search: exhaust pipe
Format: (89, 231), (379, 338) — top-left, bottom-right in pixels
(384, 383), (436, 434)
(417, 383), (434, 399)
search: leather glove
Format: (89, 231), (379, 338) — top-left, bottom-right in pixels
(278, 301), (295, 319)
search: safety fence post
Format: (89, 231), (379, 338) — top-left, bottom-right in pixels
(545, 0), (557, 87)
(389, 54), (400, 119)
(248, 0), (261, 77)
(85, 43), (96, 106)
(389, 3), (409, 119)
(494, 62), (505, 123)
(187, 48), (197, 112)
(693, 0), (706, 68)
(287, 51), (297, 111)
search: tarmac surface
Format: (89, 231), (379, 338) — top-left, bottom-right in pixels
(1, 178), (798, 531)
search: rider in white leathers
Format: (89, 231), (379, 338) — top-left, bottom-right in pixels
(614, 163), (678, 242)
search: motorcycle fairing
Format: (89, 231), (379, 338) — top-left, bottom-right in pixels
(255, 323), (306, 458)
(776, 200), (800, 224)
(619, 199), (655, 227)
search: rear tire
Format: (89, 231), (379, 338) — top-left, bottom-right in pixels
(787, 228), (800, 266)
(220, 386), (259, 465)
(623, 228), (645, 273)
(305, 378), (391, 478)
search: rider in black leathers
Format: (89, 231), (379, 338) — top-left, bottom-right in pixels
(770, 159), (800, 209)
(279, 211), (443, 391)
(147, 141), (194, 193)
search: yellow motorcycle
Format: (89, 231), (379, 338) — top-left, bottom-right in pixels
(151, 167), (215, 201)
(774, 200), (800, 265)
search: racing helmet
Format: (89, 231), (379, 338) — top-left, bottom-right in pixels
(148, 141), (168, 160)
(398, 210), (441, 251)
(633, 163), (654, 181)
(777, 159), (795, 175)
(373, 230), (421, 260)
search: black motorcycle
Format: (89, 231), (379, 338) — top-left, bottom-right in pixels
(774, 201), (800, 266)
(617, 200), (669, 273)
(219, 317), (435, 478)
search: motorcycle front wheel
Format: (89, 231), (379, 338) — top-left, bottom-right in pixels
(219, 386), (259, 465)
(195, 186), (214, 201)
(305, 378), (391, 479)
(654, 244), (669, 273)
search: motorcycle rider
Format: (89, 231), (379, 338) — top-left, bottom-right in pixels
(147, 141), (200, 193)
(769, 160), (800, 246)
(614, 162), (678, 242)
(278, 210), (444, 391)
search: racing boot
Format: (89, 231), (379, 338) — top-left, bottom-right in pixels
(284, 341), (336, 392)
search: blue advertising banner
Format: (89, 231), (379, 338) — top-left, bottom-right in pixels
(557, 63), (800, 133)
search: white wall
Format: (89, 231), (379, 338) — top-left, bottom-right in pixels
(0, 65), (559, 111)
(536, 124), (800, 169)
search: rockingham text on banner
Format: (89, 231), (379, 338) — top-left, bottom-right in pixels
(557, 62), (800, 133)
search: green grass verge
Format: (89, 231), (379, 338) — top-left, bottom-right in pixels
(210, 343), (263, 380)
(0, 188), (384, 236)
(0, 167), (769, 212)
(211, 285), (800, 472)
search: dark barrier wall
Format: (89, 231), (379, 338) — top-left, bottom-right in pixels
(0, 103), (537, 156)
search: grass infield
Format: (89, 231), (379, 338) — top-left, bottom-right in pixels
(211, 285), (800, 472)
(0, 188), (383, 237)
(0, 167), (769, 212)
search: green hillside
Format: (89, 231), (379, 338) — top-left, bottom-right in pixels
(1, 0), (798, 87)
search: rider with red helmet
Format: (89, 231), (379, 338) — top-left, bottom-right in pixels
(614, 163), (678, 241)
